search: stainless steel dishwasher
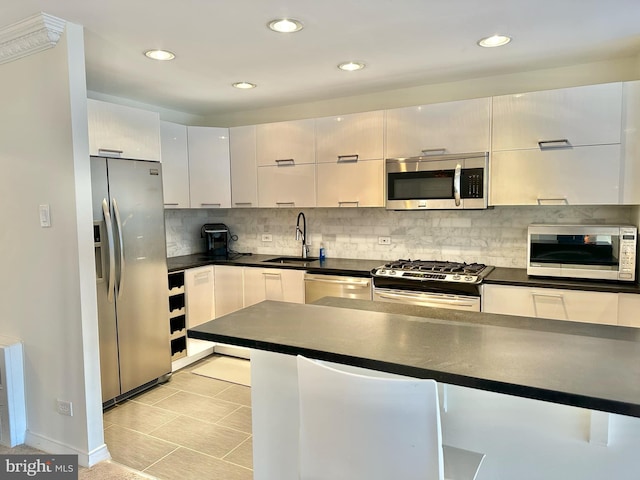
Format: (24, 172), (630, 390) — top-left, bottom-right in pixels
(304, 274), (372, 304)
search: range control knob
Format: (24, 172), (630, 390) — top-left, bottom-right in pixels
(464, 276), (474, 282)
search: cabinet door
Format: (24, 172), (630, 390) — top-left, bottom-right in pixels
(257, 164), (316, 207)
(622, 81), (640, 204)
(492, 83), (623, 151)
(316, 111), (384, 163)
(256, 119), (315, 166)
(88, 99), (161, 161)
(185, 266), (215, 328)
(385, 98), (490, 158)
(160, 121), (190, 208)
(229, 125), (258, 208)
(618, 293), (640, 328)
(187, 126), (231, 208)
(317, 160), (384, 207)
(214, 265), (244, 317)
(482, 284), (618, 325)
(489, 145), (621, 206)
(243, 267), (305, 306)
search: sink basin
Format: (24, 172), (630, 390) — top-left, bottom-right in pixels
(262, 256), (320, 265)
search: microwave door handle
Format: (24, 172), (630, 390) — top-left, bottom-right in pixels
(453, 163), (461, 206)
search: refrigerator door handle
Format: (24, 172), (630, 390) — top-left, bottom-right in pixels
(102, 199), (116, 302)
(112, 197), (126, 298)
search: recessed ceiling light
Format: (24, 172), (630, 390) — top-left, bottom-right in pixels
(232, 82), (257, 89)
(477, 34), (512, 48)
(144, 49), (175, 61)
(267, 18), (304, 33)
(338, 61), (366, 72)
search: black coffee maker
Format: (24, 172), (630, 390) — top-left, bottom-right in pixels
(201, 223), (229, 258)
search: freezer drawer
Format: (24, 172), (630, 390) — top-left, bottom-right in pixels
(304, 274), (372, 304)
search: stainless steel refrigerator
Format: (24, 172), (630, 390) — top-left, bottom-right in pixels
(91, 156), (171, 404)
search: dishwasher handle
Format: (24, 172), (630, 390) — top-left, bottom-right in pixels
(304, 276), (370, 287)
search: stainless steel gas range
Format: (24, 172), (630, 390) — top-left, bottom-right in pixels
(371, 260), (494, 312)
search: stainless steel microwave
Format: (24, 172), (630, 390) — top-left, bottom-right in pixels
(527, 224), (637, 282)
(385, 152), (489, 210)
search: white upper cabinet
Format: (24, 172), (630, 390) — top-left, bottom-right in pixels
(160, 121), (190, 208)
(315, 111), (384, 163)
(385, 98), (490, 158)
(256, 118), (316, 166)
(87, 98), (161, 161)
(490, 145), (622, 206)
(257, 163), (316, 208)
(229, 125), (258, 208)
(492, 83), (623, 151)
(187, 126), (231, 209)
(317, 160), (384, 207)
(621, 80), (640, 205)
(316, 111), (384, 207)
(490, 83), (624, 206)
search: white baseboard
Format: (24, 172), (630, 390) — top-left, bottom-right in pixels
(25, 430), (111, 467)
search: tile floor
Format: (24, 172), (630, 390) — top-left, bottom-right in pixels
(103, 356), (253, 480)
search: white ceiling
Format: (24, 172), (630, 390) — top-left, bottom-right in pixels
(3, 0), (640, 116)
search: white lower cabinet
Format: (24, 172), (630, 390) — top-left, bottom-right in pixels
(618, 293), (640, 328)
(214, 265), (245, 317)
(482, 284), (619, 325)
(184, 266), (216, 361)
(243, 267), (305, 306)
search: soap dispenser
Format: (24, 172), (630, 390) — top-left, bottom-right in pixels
(319, 243), (326, 261)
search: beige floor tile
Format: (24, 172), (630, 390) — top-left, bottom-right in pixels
(104, 401), (180, 434)
(145, 447), (252, 480)
(166, 370), (231, 397)
(217, 406), (252, 434)
(130, 384), (181, 406)
(149, 415), (249, 459)
(223, 437), (253, 470)
(152, 390), (240, 423)
(104, 425), (178, 472)
(79, 460), (159, 479)
(215, 384), (252, 407)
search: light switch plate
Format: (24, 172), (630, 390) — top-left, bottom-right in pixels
(39, 204), (51, 228)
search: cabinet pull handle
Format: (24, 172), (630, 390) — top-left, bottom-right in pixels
(337, 154), (359, 163)
(201, 203), (221, 207)
(276, 202), (295, 207)
(275, 159), (295, 165)
(262, 272), (282, 278)
(537, 139), (571, 149)
(421, 148), (446, 155)
(234, 202), (253, 206)
(98, 148), (124, 157)
(164, 203), (179, 206)
(338, 201), (359, 207)
(536, 197), (568, 205)
(531, 292), (568, 320)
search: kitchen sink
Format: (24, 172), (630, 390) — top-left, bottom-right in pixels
(262, 256), (320, 266)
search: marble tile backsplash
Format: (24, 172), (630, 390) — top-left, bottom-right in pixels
(164, 206), (637, 268)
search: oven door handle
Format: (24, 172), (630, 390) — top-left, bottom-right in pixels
(375, 290), (476, 307)
(453, 163), (461, 206)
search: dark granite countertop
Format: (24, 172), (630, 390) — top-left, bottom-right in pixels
(167, 253), (640, 294)
(189, 299), (640, 417)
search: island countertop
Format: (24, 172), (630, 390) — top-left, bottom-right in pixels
(188, 299), (640, 417)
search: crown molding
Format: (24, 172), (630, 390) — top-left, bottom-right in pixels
(0, 12), (66, 65)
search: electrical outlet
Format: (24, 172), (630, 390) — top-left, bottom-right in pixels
(261, 234), (273, 242)
(378, 236), (391, 245)
(56, 399), (73, 417)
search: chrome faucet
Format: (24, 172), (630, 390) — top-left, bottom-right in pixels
(295, 212), (308, 258)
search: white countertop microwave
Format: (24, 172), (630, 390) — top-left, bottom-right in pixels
(527, 224), (637, 282)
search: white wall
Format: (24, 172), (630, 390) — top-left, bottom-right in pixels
(0, 23), (106, 465)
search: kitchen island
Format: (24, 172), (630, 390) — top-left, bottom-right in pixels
(189, 299), (640, 480)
